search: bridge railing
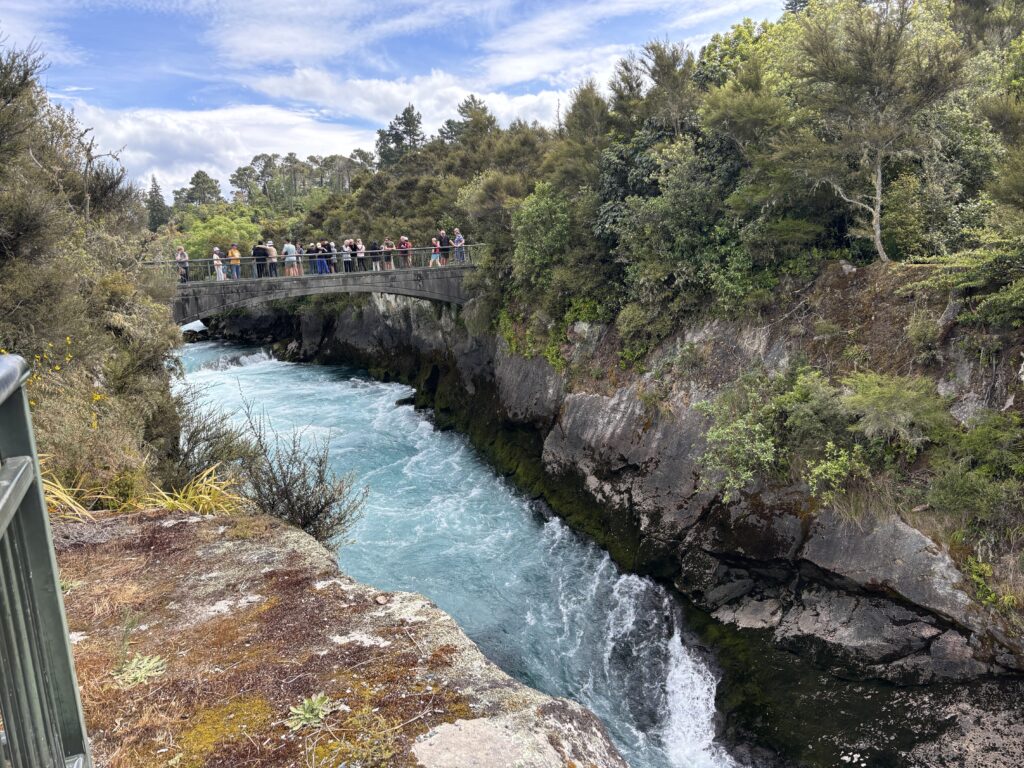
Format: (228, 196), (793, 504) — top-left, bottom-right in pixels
(0, 355), (91, 768)
(146, 243), (482, 284)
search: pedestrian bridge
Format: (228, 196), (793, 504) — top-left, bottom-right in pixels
(172, 265), (474, 325)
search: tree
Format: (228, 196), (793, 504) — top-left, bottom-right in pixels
(183, 213), (260, 260)
(145, 175), (170, 230)
(609, 54), (647, 135)
(788, 0), (964, 261)
(375, 104), (425, 167)
(510, 182), (570, 295)
(173, 169), (223, 208)
(439, 95), (498, 147)
(229, 164), (260, 203)
(0, 43), (44, 165)
(640, 41), (698, 137)
(563, 80), (611, 143)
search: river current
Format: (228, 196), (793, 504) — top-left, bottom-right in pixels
(179, 342), (737, 768)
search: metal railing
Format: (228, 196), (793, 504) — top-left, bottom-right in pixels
(0, 355), (91, 768)
(148, 242), (481, 284)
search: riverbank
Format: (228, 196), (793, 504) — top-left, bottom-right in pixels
(55, 508), (627, 767)
(203, 275), (1024, 765)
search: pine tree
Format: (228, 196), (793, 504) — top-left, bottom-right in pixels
(145, 175), (170, 231)
(172, 170), (223, 209)
(375, 104), (425, 167)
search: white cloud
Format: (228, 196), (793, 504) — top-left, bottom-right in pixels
(250, 68), (567, 130)
(0, 0), (86, 64)
(68, 100), (376, 195)
(669, 0), (782, 31)
(19, 0), (790, 200)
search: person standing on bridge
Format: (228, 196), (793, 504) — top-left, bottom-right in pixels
(318, 241), (327, 273)
(283, 239), (298, 276)
(212, 247), (225, 281)
(339, 240), (351, 273)
(437, 229), (452, 266)
(228, 243), (242, 280)
(382, 237), (395, 270)
(370, 241), (382, 274)
(175, 245), (189, 283)
(430, 238), (440, 267)
(266, 240), (279, 278)
(305, 242), (318, 274)
(453, 228), (466, 263)
(328, 241), (339, 273)
(398, 236), (412, 268)
(252, 240), (269, 278)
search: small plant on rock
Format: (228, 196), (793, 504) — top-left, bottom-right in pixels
(113, 653), (166, 689)
(286, 693), (339, 731)
(804, 442), (870, 506)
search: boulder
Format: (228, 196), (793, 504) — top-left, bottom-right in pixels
(801, 510), (984, 634)
(773, 589), (942, 675)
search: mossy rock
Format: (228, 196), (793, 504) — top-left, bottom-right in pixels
(177, 696), (273, 768)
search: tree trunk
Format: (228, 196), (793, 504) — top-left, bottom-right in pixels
(872, 153), (889, 263)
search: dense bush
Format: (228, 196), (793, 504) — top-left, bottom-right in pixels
(699, 367), (956, 501)
(0, 45), (182, 500)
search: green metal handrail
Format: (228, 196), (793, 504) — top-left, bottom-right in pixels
(0, 355), (90, 768)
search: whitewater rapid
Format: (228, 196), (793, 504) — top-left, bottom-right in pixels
(179, 343), (737, 768)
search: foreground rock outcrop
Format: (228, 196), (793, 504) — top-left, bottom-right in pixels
(55, 509), (626, 768)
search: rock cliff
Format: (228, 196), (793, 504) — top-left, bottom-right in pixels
(206, 281), (1024, 765)
(209, 288), (1024, 687)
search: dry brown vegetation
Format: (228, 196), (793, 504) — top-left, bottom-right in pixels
(56, 510), (478, 768)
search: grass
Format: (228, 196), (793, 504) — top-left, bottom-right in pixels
(136, 464), (245, 516)
(40, 460), (106, 521)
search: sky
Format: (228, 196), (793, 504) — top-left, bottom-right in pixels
(0, 0), (783, 198)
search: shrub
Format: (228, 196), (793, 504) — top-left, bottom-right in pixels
(616, 301), (673, 366)
(965, 557), (1018, 613)
(239, 403), (367, 544)
(697, 373), (782, 500)
(927, 459), (1021, 530)
(905, 309), (942, 365)
(773, 368), (846, 462)
(161, 386), (257, 489)
(804, 442), (870, 506)
(840, 372), (954, 462)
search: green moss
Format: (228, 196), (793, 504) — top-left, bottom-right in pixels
(177, 696), (273, 768)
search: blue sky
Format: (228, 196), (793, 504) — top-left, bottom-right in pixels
(1, 0), (783, 195)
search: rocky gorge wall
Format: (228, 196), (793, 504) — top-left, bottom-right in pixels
(204, 272), (1024, 765)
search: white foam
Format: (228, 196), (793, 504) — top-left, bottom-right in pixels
(663, 633), (736, 768)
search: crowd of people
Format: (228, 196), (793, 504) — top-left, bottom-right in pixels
(174, 228), (467, 283)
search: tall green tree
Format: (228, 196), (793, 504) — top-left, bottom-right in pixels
(145, 175), (170, 230)
(787, 0), (964, 261)
(375, 104), (425, 167)
(172, 169), (223, 208)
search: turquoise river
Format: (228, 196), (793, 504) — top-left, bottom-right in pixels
(180, 342), (738, 768)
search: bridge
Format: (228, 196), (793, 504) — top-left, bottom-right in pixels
(171, 265), (474, 325)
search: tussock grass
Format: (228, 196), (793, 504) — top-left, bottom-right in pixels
(40, 459), (106, 521)
(137, 465), (245, 517)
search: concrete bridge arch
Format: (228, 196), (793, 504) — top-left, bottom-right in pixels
(172, 266), (473, 325)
